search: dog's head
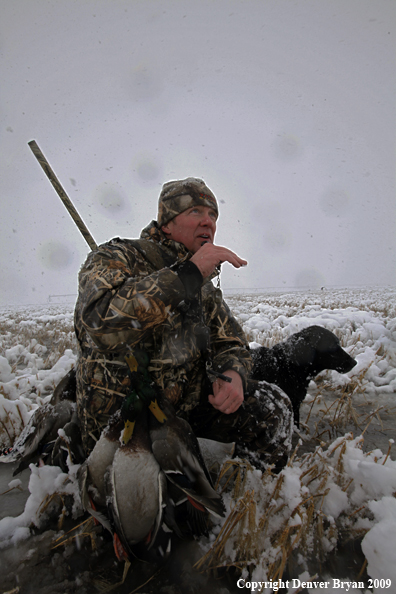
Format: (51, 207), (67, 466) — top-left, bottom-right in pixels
(283, 325), (357, 376)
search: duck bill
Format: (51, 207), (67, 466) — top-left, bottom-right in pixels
(121, 420), (136, 445)
(149, 400), (168, 423)
(125, 353), (139, 373)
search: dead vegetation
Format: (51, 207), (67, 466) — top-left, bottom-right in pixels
(194, 432), (390, 585)
(1, 290), (395, 589)
(0, 305), (77, 372)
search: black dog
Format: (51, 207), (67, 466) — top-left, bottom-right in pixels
(250, 325), (357, 426)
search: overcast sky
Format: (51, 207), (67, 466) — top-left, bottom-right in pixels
(1, 0), (395, 306)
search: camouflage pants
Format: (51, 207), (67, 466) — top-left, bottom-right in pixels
(180, 380), (294, 470)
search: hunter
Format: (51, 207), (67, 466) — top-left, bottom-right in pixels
(74, 177), (293, 468)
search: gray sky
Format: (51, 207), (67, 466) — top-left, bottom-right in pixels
(1, 0), (395, 305)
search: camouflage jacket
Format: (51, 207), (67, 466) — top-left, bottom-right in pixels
(74, 221), (251, 453)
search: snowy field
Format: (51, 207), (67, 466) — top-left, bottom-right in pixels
(0, 287), (395, 593)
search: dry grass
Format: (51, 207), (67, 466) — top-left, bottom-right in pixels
(0, 306), (77, 371)
(52, 516), (100, 551)
(302, 355), (396, 446)
(1, 291), (395, 586)
(0, 306), (77, 447)
(195, 433), (383, 584)
(227, 287), (396, 319)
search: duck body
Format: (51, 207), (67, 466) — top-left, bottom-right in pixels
(5, 400), (78, 474)
(80, 394), (227, 560)
(148, 397), (226, 519)
(104, 414), (165, 550)
(79, 410), (168, 560)
(1, 368), (83, 473)
(123, 351), (225, 518)
(85, 416), (121, 507)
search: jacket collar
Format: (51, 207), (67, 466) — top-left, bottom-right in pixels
(140, 220), (190, 261)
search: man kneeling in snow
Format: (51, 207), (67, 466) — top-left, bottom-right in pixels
(74, 177), (293, 469)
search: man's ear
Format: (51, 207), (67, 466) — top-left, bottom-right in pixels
(161, 224), (170, 234)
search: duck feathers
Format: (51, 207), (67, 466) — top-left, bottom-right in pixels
(103, 413), (166, 559)
(77, 461), (113, 533)
(148, 402), (225, 519)
(85, 414), (122, 506)
(6, 400), (76, 474)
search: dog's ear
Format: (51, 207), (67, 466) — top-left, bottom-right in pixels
(288, 342), (316, 367)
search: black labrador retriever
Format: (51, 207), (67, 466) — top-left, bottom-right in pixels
(250, 325), (357, 426)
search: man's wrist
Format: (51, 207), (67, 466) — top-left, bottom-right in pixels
(173, 260), (203, 300)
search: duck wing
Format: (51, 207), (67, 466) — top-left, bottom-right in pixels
(77, 461), (113, 533)
(86, 418), (121, 506)
(4, 400), (75, 473)
(164, 479), (210, 538)
(198, 437), (235, 474)
(147, 469), (167, 550)
(149, 414), (225, 519)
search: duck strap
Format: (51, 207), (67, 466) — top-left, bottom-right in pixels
(124, 351), (157, 405)
(124, 352), (167, 425)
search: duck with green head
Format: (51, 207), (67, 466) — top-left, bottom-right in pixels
(79, 409), (168, 562)
(79, 349), (225, 561)
(123, 349), (225, 518)
(121, 350), (167, 445)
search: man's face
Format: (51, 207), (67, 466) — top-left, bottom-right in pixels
(161, 205), (218, 254)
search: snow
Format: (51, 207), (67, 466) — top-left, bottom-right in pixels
(0, 287), (395, 591)
(0, 462), (81, 549)
(361, 498), (396, 584)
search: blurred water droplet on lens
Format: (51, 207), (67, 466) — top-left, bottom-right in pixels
(127, 64), (163, 102)
(263, 231), (290, 253)
(137, 160), (159, 182)
(272, 133), (303, 160)
(131, 153), (163, 185)
(92, 183), (129, 218)
(38, 242), (74, 270)
(320, 189), (350, 216)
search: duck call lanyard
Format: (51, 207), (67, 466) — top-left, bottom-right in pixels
(194, 272), (232, 384)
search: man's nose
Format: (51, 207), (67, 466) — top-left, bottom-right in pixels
(200, 213), (215, 227)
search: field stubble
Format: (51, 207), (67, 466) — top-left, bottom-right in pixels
(0, 288), (395, 590)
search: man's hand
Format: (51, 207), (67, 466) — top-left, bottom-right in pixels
(190, 243), (247, 279)
(208, 370), (244, 414)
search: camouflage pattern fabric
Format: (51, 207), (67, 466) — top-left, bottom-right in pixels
(74, 220), (251, 454)
(185, 380), (293, 470)
(75, 218), (293, 466)
(157, 177), (218, 227)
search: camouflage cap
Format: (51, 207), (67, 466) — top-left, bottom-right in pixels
(157, 177), (218, 227)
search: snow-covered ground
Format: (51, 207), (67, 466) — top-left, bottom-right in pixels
(0, 287), (395, 593)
